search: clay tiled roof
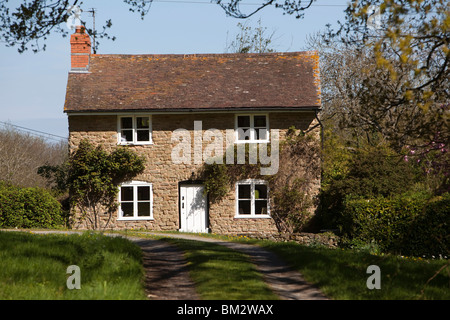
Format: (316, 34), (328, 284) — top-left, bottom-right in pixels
(64, 52), (321, 113)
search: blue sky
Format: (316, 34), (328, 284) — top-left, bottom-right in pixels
(0, 0), (348, 141)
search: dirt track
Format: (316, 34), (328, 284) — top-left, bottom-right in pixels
(131, 232), (328, 300)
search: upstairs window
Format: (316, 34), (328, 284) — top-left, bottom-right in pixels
(118, 116), (152, 145)
(235, 114), (269, 143)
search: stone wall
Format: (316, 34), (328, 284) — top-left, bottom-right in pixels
(236, 232), (340, 248)
(68, 111), (320, 234)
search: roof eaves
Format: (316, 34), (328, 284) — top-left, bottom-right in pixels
(65, 106), (321, 114)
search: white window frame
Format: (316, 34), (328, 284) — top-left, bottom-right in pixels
(117, 115), (153, 145)
(118, 181), (154, 220)
(235, 114), (269, 143)
(235, 179), (270, 218)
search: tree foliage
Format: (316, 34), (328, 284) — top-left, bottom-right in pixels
(66, 139), (145, 230)
(0, 0), (316, 53)
(0, 0), (114, 53)
(340, 192), (449, 257)
(226, 18), (276, 53)
(201, 128), (321, 233)
(307, 28), (448, 153)
(321, 0), (449, 150)
(328, 0), (449, 96)
(215, 0), (315, 19)
(0, 182), (64, 228)
(0, 124), (67, 189)
(317, 126), (444, 231)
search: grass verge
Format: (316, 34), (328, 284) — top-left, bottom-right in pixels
(257, 241), (450, 300)
(0, 231), (147, 299)
(164, 238), (279, 300)
(117, 230), (450, 300)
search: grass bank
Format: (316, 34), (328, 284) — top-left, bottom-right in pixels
(165, 238), (278, 300)
(258, 241), (450, 300)
(118, 230), (450, 300)
(2, 229), (448, 300)
(0, 231), (146, 299)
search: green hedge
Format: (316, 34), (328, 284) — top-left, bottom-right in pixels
(341, 192), (449, 257)
(0, 184), (63, 228)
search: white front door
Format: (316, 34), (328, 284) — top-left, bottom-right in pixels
(179, 184), (208, 233)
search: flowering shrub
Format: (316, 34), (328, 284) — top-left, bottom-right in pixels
(403, 134), (449, 194)
(318, 142), (423, 230)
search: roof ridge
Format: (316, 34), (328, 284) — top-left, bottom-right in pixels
(90, 51), (317, 58)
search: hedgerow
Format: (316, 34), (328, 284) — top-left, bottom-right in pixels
(0, 183), (64, 228)
(340, 192), (449, 257)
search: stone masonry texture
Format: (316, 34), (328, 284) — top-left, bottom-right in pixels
(68, 111), (320, 235)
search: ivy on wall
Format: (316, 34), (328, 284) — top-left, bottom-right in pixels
(199, 127), (321, 233)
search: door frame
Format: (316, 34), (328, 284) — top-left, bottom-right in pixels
(178, 180), (210, 233)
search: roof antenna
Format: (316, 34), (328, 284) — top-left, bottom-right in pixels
(86, 8), (97, 54)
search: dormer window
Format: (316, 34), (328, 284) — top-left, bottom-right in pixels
(118, 115), (152, 145)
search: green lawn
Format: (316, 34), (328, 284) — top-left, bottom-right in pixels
(165, 238), (278, 300)
(0, 231), (147, 299)
(258, 241), (450, 300)
(1, 230), (448, 300)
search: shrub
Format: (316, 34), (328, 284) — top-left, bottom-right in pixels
(67, 139), (146, 230)
(200, 129), (321, 233)
(0, 183), (63, 228)
(340, 192), (449, 257)
(318, 142), (424, 230)
(402, 193), (449, 257)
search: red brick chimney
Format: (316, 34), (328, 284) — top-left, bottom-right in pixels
(70, 26), (91, 72)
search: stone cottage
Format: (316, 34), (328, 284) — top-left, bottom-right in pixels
(64, 26), (322, 235)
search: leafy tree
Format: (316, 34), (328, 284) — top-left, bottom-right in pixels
(0, 0), (314, 53)
(318, 132), (426, 230)
(0, 0), (114, 53)
(66, 139), (145, 230)
(226, 18), (276, 53)
(327, 0), (449, 100)
(306, 32), (448, 152)
(0, 123), (67, 189)
(323, 0), (449, 151)
(215, 0), (315, 19)
(37, 161), (69, 196)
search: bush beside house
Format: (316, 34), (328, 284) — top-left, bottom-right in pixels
(340, 192), (449, 257)
(0, 183), (64, 228)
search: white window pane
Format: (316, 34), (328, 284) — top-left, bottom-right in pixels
(137, 130), (150, 142)
(237, 128), (251, 140)
(137, 186), (150, 201)
(120, 183), (153, 219)
(255, 128), (267, 140)
(121, 130), (133, 142)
